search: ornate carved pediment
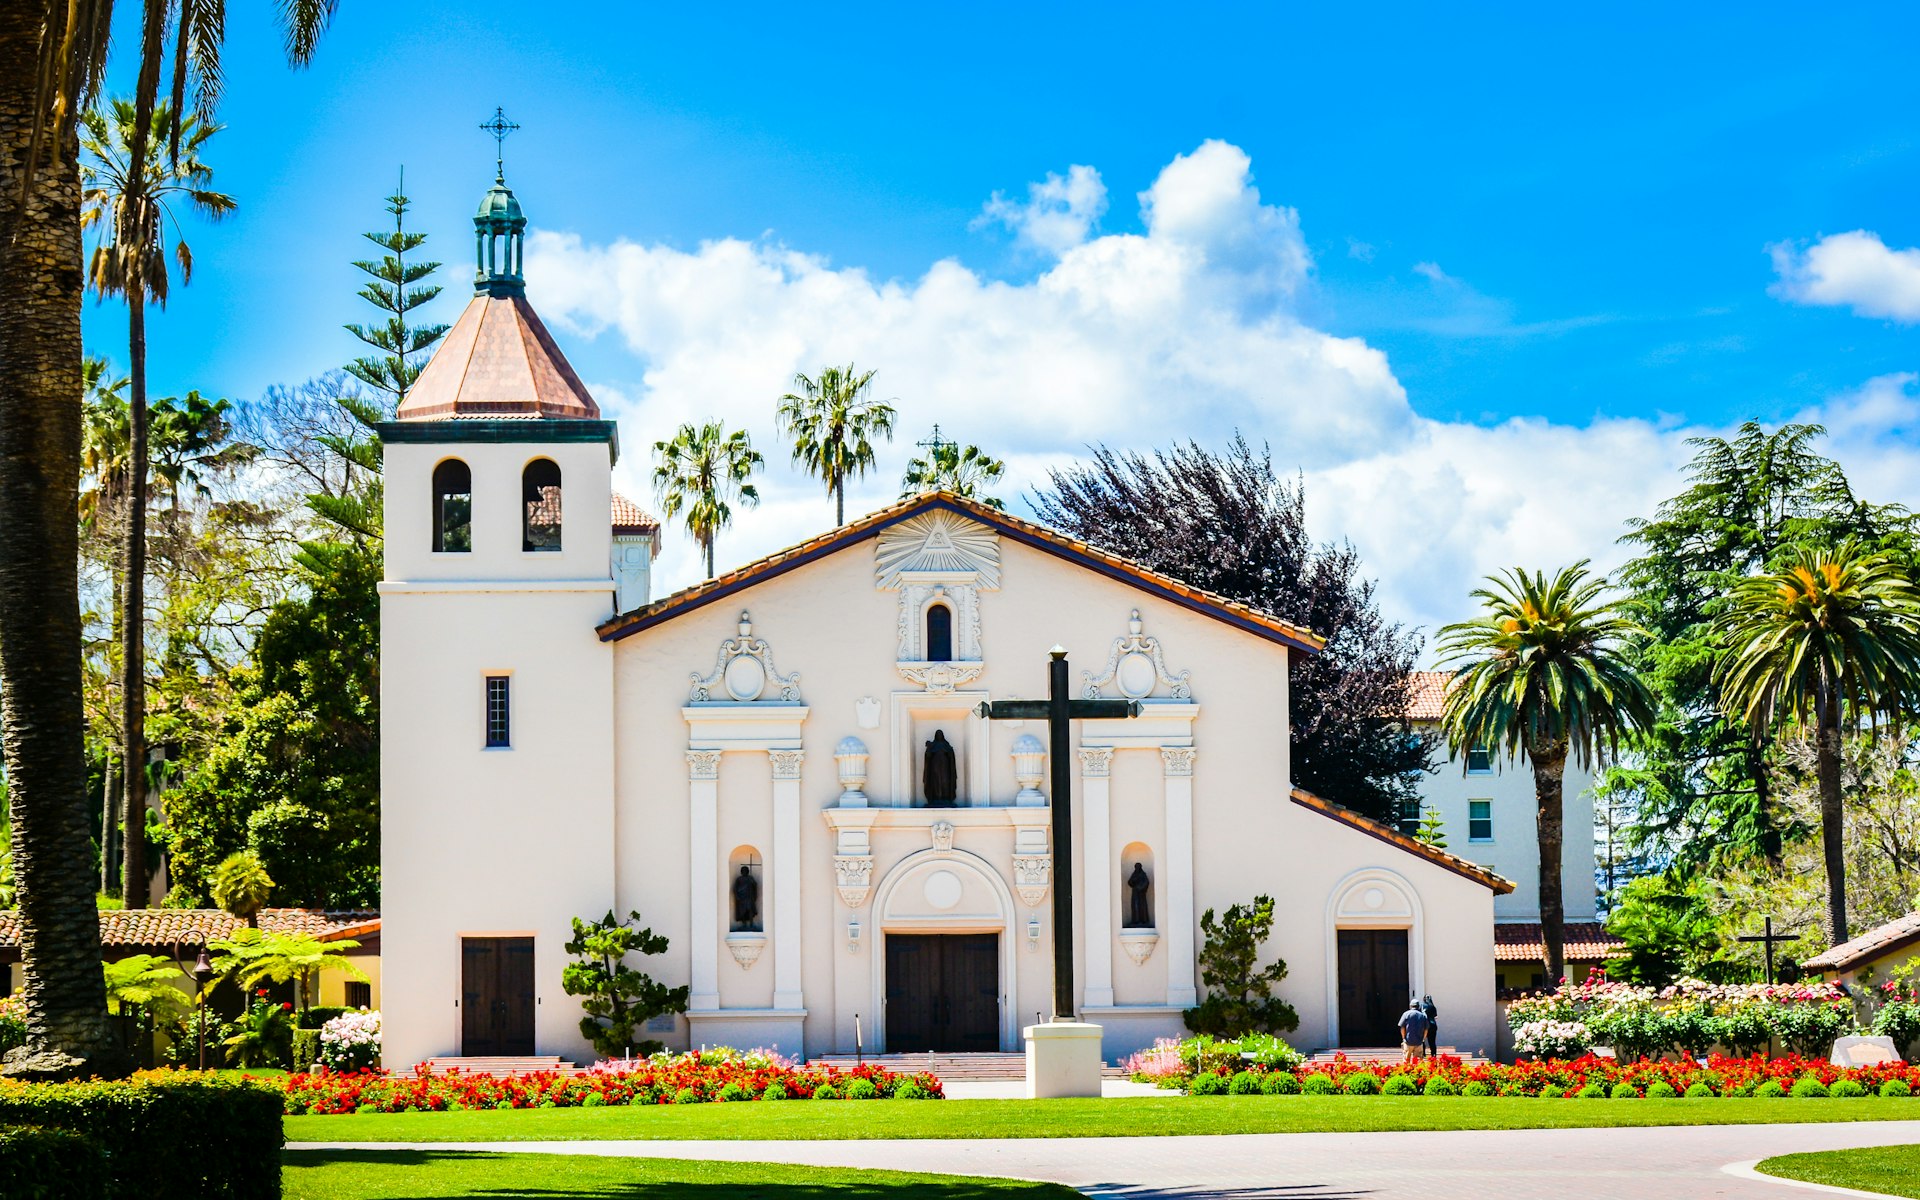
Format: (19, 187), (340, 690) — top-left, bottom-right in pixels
(875, 510), (1000, 590)
(690, 611), (801, 703)
(1084, 609), (1192, 701)
(895, 661), (985, 694)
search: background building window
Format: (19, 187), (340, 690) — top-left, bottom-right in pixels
(925, 602), (953, 661)
(433, 459), (472, 553)
(1465, 743), (1492, 774)
(1469, 799), (1493, 841)
(522, 458), (563, 551)
(344, 981), (372, 1009)
(485, 676), (511, 748)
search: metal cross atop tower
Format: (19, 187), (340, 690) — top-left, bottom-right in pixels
(917, 425), (957, 457)
(480, 106), (521, 181)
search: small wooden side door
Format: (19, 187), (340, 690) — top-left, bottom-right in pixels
(1336, 929), (1410, 1047)
(462, 936), (535, 1056)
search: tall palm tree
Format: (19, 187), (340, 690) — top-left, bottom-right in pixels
(901, 439), (1007, 509)
(1714, 541), (1920, 945)
(1, 0), (329, 1079)
(653, 422), (764, 579)
(81, 98), (232, 911)
(1437, 562), (1653, 984)
(777, 364), (895, 526)
(80, 358), (131, 898)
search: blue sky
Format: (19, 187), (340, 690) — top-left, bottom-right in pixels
(87, 3), (1920, 629)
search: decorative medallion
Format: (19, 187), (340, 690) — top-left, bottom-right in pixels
(685, 749), (722, 781)
(895, 661), (985, 693)
(768, 748), (805, 781)
(690, 612), (801, 703)
(922, 869), (963, 911)
(1084, 610), (1192, 701)
(930, 820), (956, 855)
(1160, 746), (1197, 778)
(874, 510), (1001, 590)
(1012, 853), (1051, 908)
(833, 855), (873, 908)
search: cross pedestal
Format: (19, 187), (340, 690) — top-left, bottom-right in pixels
(979, 647), (1140, 1099)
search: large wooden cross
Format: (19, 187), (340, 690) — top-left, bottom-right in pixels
(977, 648), (1139, 1021)
(1737, 915), (1799, 984)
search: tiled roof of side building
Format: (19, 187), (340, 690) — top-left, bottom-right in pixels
(1802, 910), (1920, 973)
(1288, 787), (1515, 893)
(1493, 921), (1625, 963)
(1406, 670), (1450, 720)
(611, 492), (661, 534)
(0, 908), (378, 950)
(598, 490), (1326, 654)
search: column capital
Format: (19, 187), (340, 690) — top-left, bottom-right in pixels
(686, 748), (723, 780)
(1160, 746), (1196, 777)
(1078, 745), (1114, 777)
(768, 748), (805, 780)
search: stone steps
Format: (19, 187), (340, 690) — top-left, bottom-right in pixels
(811, 1052), (1128, 1081)
(421, 1055), (583, 1076)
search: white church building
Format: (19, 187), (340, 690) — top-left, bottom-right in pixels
(377, 175), (1515, 1070)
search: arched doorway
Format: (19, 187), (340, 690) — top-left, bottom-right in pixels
(871, 848), (1018, 1052)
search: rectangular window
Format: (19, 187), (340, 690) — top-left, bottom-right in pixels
(1465, 744), (1492, 774)
(344, 980), (372, 1009)
(485, 676), (511, 748)
(1469, 799), (1493, 842)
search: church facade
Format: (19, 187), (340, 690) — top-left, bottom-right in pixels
(378, 176), (1514, 1070)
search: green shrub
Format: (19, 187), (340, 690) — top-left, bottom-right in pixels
(1645, 1081), (1678, 1099)
(1726, 1080), (1757, 1097)
(1575, 1083), (1608, 1099)
(844, 1077), (880, 1101)
(291, 1028), (322, 1074)
(1789, 1077), (1830, 1099)
(812, 1084), (841, 1101)
(1260, 1071), (1300, 1095)
(1381, 1074), (1419, 1096)
(297, 1006), (351, 1031)
(762, 1083), (788, 1101)
(0, 1075), (280, 1198)
(715, 1082), (751, 1102)
(894, 1081), (932, 1100)
(1301, 1073), (1336, 1095)
(1460, 1080), (1495, 1097)
(1831, 1079), (1867, 1098)
(1232, 1033), (1305, 1071)
(1684, 1081), (1715, 1098)
(672, 1087), (700, 1104)
(0, 1125), (108, 1199)
(1538, 1084), (1565, 1098)
(1881, 1079), (1912, 1098)
(1609, 1082), (1638, 1099)
(1341, 1072), (1381, 1095)
(0, 1004), (29, 1060)
(1227, 1071), (1262, 1096)
(580, 1093), (606, 1108)
(1189, 1072), (1229, 1096)
(1753, 1080), (1786, 1098)
(1423, 1076), (1457, 1096)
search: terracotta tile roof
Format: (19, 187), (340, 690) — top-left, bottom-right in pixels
(1288, 787), (1515, 893)
(598, 491), (1326, 654)
(0, 908), (378, 950)
(1407, 670), (1451, 720)
(1493, 921), (1625, 963)
(1802, 910), (1920, 973)
(611, 492), (660, 536)
(396, 293), (599, 421)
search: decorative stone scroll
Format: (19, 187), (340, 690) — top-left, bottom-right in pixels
(685, 749), (722, 781)
(1012, 854), (1051, 909)
(1160, 746), (1196, 778)
(895, 661), (984, 693)
(930, 820), (956, 855)
(833, 855), (874, 908)
(1084, 610), (1192, 701)
(768, 748), (805, 780)
(689, 611), (801, 703)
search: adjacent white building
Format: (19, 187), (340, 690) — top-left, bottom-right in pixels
(377, 175), (1517, 1070)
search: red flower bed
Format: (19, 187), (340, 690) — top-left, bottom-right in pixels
(280, 1058), (941, 1115)
(1188, 1053), (1920, 1097)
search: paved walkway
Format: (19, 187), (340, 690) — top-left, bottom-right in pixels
(294, 1119), (1920, 1198)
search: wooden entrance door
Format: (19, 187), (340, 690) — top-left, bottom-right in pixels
(1336, 929), (1409, 1047)
(462, 937), (535, 1056)
(885, 933), (999, 1052)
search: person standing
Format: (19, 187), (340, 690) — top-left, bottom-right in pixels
(1397, 997), (1431, 1065)
(1421, 994), (1439, 1059)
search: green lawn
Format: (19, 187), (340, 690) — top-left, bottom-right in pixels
(1758, 1144), (1920, 1197)
(285, 1095), (1920, 1143)
(284, 1151), (1076, 1200)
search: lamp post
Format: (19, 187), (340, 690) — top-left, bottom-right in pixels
(174, 929), (215, 1071)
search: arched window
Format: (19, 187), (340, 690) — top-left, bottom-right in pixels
(925, 602), (953, 661)
(433, 459), (472, 553)
(522, 458), (562, 552)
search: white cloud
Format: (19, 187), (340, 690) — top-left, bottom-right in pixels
(974, 163), (1108, 257)
(524, 143), (1920, 641)
(1412, 260), (1451, 285)
(1770, 230), (1920, 322)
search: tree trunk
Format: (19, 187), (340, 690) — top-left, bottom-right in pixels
(99, 752), (116, 895)
(835, 476), (844, 527)
(704, 535), (714, 579)
(1815, 687), (1848, 946)
(0, 8), (122, 1078)
(120, 294), (148, 908)
(1529, 737), (1571, 986)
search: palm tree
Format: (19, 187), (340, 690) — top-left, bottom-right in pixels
(80, 358), (131, 897)
(81, 98), (233, 911)
(653, 422), (764, 578)
(210, 851), (275, 929)
(777, 365), (895, 526)
(1437, 562), (1653, 983)
(1714, 540), (1920, 945)
(901, 438), (1007, 509)
(0, 0), (329, 1082)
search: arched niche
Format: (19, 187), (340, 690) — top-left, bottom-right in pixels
(432, 458), (472, 553)
(727, 846), (763, 933)
(1120, 842), (1155, 930)
(522, 457), (562, 552)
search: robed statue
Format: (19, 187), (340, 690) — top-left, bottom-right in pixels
(732, 864), (761, 931)
(1125, 862), (1151, 928)
(923, 729), (958, 807)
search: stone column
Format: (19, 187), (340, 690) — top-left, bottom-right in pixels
(1079, 746), (1115, 1009)
(687, 749), (723, 1010)
(769, 748), (806, 1011)
(1161, 746), (1198, 1007)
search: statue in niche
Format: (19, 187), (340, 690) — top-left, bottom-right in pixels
(1125, 862), (1152, 929)
(732, 864), (761, 931)
(923, 729), (958, 807)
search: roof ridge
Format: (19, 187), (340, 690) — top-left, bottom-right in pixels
(1288, 786), (1515, 893)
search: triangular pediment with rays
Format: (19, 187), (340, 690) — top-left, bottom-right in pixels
(874, 509), (1000, 590)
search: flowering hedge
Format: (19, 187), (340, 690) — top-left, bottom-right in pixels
(318, 1009), (380, 1072)
(1507, 973), (1856, 1060)
(1174, 1052), (1920, 1097)
(279, 1047), (941, 1115)
(0, 995), (24, 1058)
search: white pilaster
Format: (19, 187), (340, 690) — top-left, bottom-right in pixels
(687, 749), (723, 1010)
(1161, 746), (1197, 1007)
(1079, 746), (1115, 1010)
(769, 748), (805, 1011)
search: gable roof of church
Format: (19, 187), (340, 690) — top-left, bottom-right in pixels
(597, 491), (1326, 653)
(1289, 786), (1515, 892)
